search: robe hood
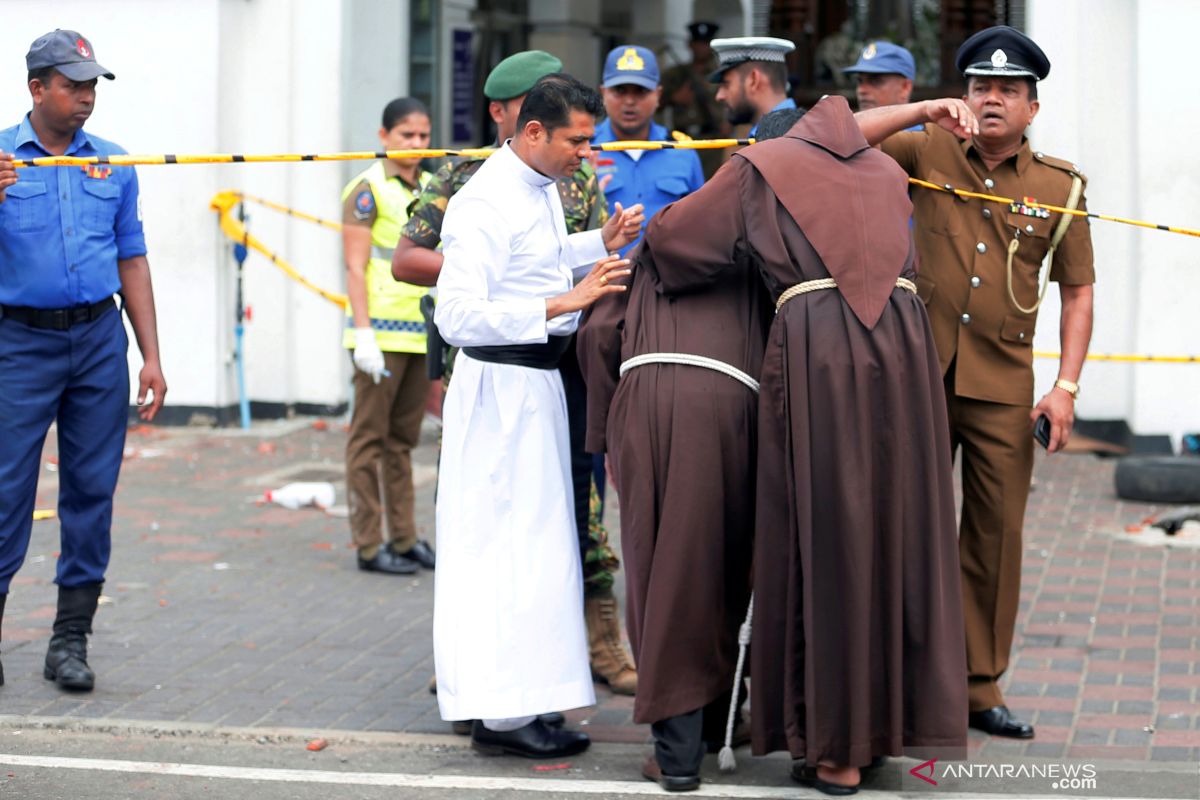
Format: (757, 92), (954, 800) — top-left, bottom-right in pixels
(736, 95), (913, 329)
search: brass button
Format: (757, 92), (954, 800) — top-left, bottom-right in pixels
(976, 242), (987, 254)
(961, 313), (972, 325)
(970, 276), (981, 288)
(984, 178), (995, 189)
(982, 208), (992, 219)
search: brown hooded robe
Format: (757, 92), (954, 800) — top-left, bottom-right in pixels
(646, 95), (968, 767)
(577, 172), (772, 727)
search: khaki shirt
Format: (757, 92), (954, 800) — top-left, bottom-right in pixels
(882, 126), (1095, 406)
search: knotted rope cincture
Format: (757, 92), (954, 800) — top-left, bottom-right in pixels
(718, 598), (754, 772)
(775, 276), (917, 313)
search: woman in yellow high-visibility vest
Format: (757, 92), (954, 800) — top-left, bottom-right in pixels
(341, 97), (435, 575)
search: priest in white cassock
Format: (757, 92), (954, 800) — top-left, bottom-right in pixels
(433, 73), (644, 760)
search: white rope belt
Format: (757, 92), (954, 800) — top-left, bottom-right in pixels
(618, 352), (760, 394)
(775, 276), (917, 313)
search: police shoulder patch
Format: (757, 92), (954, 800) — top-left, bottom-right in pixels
(353, 188), (376, 220)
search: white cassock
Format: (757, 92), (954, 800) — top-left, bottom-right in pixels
(432, 144), (606, 723)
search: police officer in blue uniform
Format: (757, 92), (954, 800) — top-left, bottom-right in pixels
(842, 41), (917, 111)
(593, 45), (705, 257)
(0, 30), (166, 691)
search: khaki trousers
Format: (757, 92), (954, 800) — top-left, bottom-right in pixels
(346, 350), (430, 551)
(944, 368), (1035, 712)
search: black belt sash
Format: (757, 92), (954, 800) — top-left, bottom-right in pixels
(463, 335), (572, 370)
(0, 297), (116, 331)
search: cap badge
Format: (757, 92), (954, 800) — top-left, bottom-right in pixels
(991, 48), (1007, 69)
(862, 42), (877, 59)
(76, 38), (91, 58)
(616, 48), (644, 71)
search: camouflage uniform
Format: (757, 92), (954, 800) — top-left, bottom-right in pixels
(403, 155), (620, 595)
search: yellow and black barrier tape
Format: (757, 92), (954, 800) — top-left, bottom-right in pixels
(12, 139), (1200, 240)
(233, 191), (342, 232)
(11, 139), (754, 169)
(1035, 352), (1200, 364)
(210, 191), (347, 308)
(908, 178), (1200, 239)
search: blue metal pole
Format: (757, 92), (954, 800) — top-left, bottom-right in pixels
(234, 203), (251, 430)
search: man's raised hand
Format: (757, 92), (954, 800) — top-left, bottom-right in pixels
(0, 152), (17, 203)
(601, 202), (646, 252)
(546, 255), (632, 320)
(925, 99), (979, 139)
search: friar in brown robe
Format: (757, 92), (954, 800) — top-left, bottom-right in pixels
(576, 133), (775, 788)
(643, 95), (969, 792)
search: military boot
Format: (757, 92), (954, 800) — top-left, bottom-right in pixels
(585, 587), (637, 695)
(44, 583), (102, 692)
(0, 592), (6, 687)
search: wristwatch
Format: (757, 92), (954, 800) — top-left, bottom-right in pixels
(1054, 378), (1080, 399)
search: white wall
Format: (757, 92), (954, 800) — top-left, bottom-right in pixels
(217, 0), (348, 411)
(1028, 0), (1200, 443)
(2, 1), (357, 418)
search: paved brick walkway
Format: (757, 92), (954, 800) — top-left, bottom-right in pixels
(1, 418), (1196, 764)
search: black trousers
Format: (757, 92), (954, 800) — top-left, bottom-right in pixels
(652, 683), (746, 776)
(558, 336), (591, 561)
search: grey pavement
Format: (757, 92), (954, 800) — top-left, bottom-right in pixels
(0, 416), (1197, 798)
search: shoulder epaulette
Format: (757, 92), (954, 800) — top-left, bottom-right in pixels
(1032, 150), (1087, 182)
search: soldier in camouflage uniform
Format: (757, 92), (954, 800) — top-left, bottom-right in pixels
(393, 52), (636, 698)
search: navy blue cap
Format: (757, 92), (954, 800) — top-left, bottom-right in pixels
(688, 21), (719, 42)
(26, 29), (114, 81)
(955, 25), (1050, 81)
(842, 41), (915, 80)
(602, 46), (660, 90)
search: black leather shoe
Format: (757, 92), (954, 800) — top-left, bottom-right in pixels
(455, 713), (567, 736)
(470, 719), (589, 758)
(642, 755), (701, 792)
(357, 547), (419, 575)
(791, 764), (859, 796)
(969, 705), (1035, 739)
(398, 540), (436, 570)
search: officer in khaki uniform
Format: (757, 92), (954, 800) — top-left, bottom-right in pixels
(342, 97), (437, 576)
(862, 26), (1095, 739)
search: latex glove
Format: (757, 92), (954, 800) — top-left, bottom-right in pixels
(353, 327), (385, 384)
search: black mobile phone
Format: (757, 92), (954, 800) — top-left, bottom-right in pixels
(1034, 414), (1052, 449)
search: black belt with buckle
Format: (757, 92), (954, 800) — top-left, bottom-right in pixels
(0, 297), (116, 331)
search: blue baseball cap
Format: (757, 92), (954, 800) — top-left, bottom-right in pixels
(842, 41), (915, 80)
(26, 29), (114, 81)
(602, 45), (659, 90)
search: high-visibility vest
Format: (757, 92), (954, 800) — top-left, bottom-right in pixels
(341, 162), (432, 353)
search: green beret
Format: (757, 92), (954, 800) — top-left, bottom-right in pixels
(483, 50), (563, 101)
